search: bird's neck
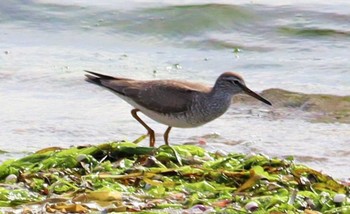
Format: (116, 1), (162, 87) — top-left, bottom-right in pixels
(211, 83), (235, 99)
(207, 86), (234, 108)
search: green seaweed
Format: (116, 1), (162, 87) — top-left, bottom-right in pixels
(0, 142), (348, 213)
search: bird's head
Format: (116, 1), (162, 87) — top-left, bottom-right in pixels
(217, 72), (271, 106)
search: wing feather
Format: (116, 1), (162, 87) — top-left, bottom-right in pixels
(123, 81), (198, 113)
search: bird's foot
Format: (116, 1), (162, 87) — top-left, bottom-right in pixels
(132, 131), (156, 147)
(148, 130), (155, 147)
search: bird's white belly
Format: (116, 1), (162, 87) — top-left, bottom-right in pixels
(139, 108), (195, 128)
(119, 96), (201, 128)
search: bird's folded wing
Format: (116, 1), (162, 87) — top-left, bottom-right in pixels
(94, 75), (209, 114)
(122, 82), (197, 114)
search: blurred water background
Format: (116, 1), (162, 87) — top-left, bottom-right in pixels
(1, 0), (350, 179)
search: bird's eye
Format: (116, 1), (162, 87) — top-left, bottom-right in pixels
(232, 80), (240, 85)
(224, 78), (241, 85)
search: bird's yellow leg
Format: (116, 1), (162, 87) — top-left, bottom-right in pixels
(131, 109), (156, 147)
(164, 126), (172, 145)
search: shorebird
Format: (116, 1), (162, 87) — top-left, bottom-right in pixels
(85, 70), (271, 147)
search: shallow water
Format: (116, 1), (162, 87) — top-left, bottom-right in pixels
(1, 0), (350, 179)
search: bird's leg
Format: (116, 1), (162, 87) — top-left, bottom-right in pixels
(131, 109), (155, 147)
(164, 126), (172, 145)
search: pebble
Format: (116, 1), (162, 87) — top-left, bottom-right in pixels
(245, 201), (259, 212)
(334, 194), (346, 203)
(186, 205), (215, 214)
(5, 174), (17, 183)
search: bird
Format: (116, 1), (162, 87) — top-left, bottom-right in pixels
(84, 70), (271, 147)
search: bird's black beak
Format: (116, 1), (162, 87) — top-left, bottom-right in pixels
(236, 82), (272, 106)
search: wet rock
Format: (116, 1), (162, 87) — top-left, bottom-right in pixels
(233, 88), (350, 123)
